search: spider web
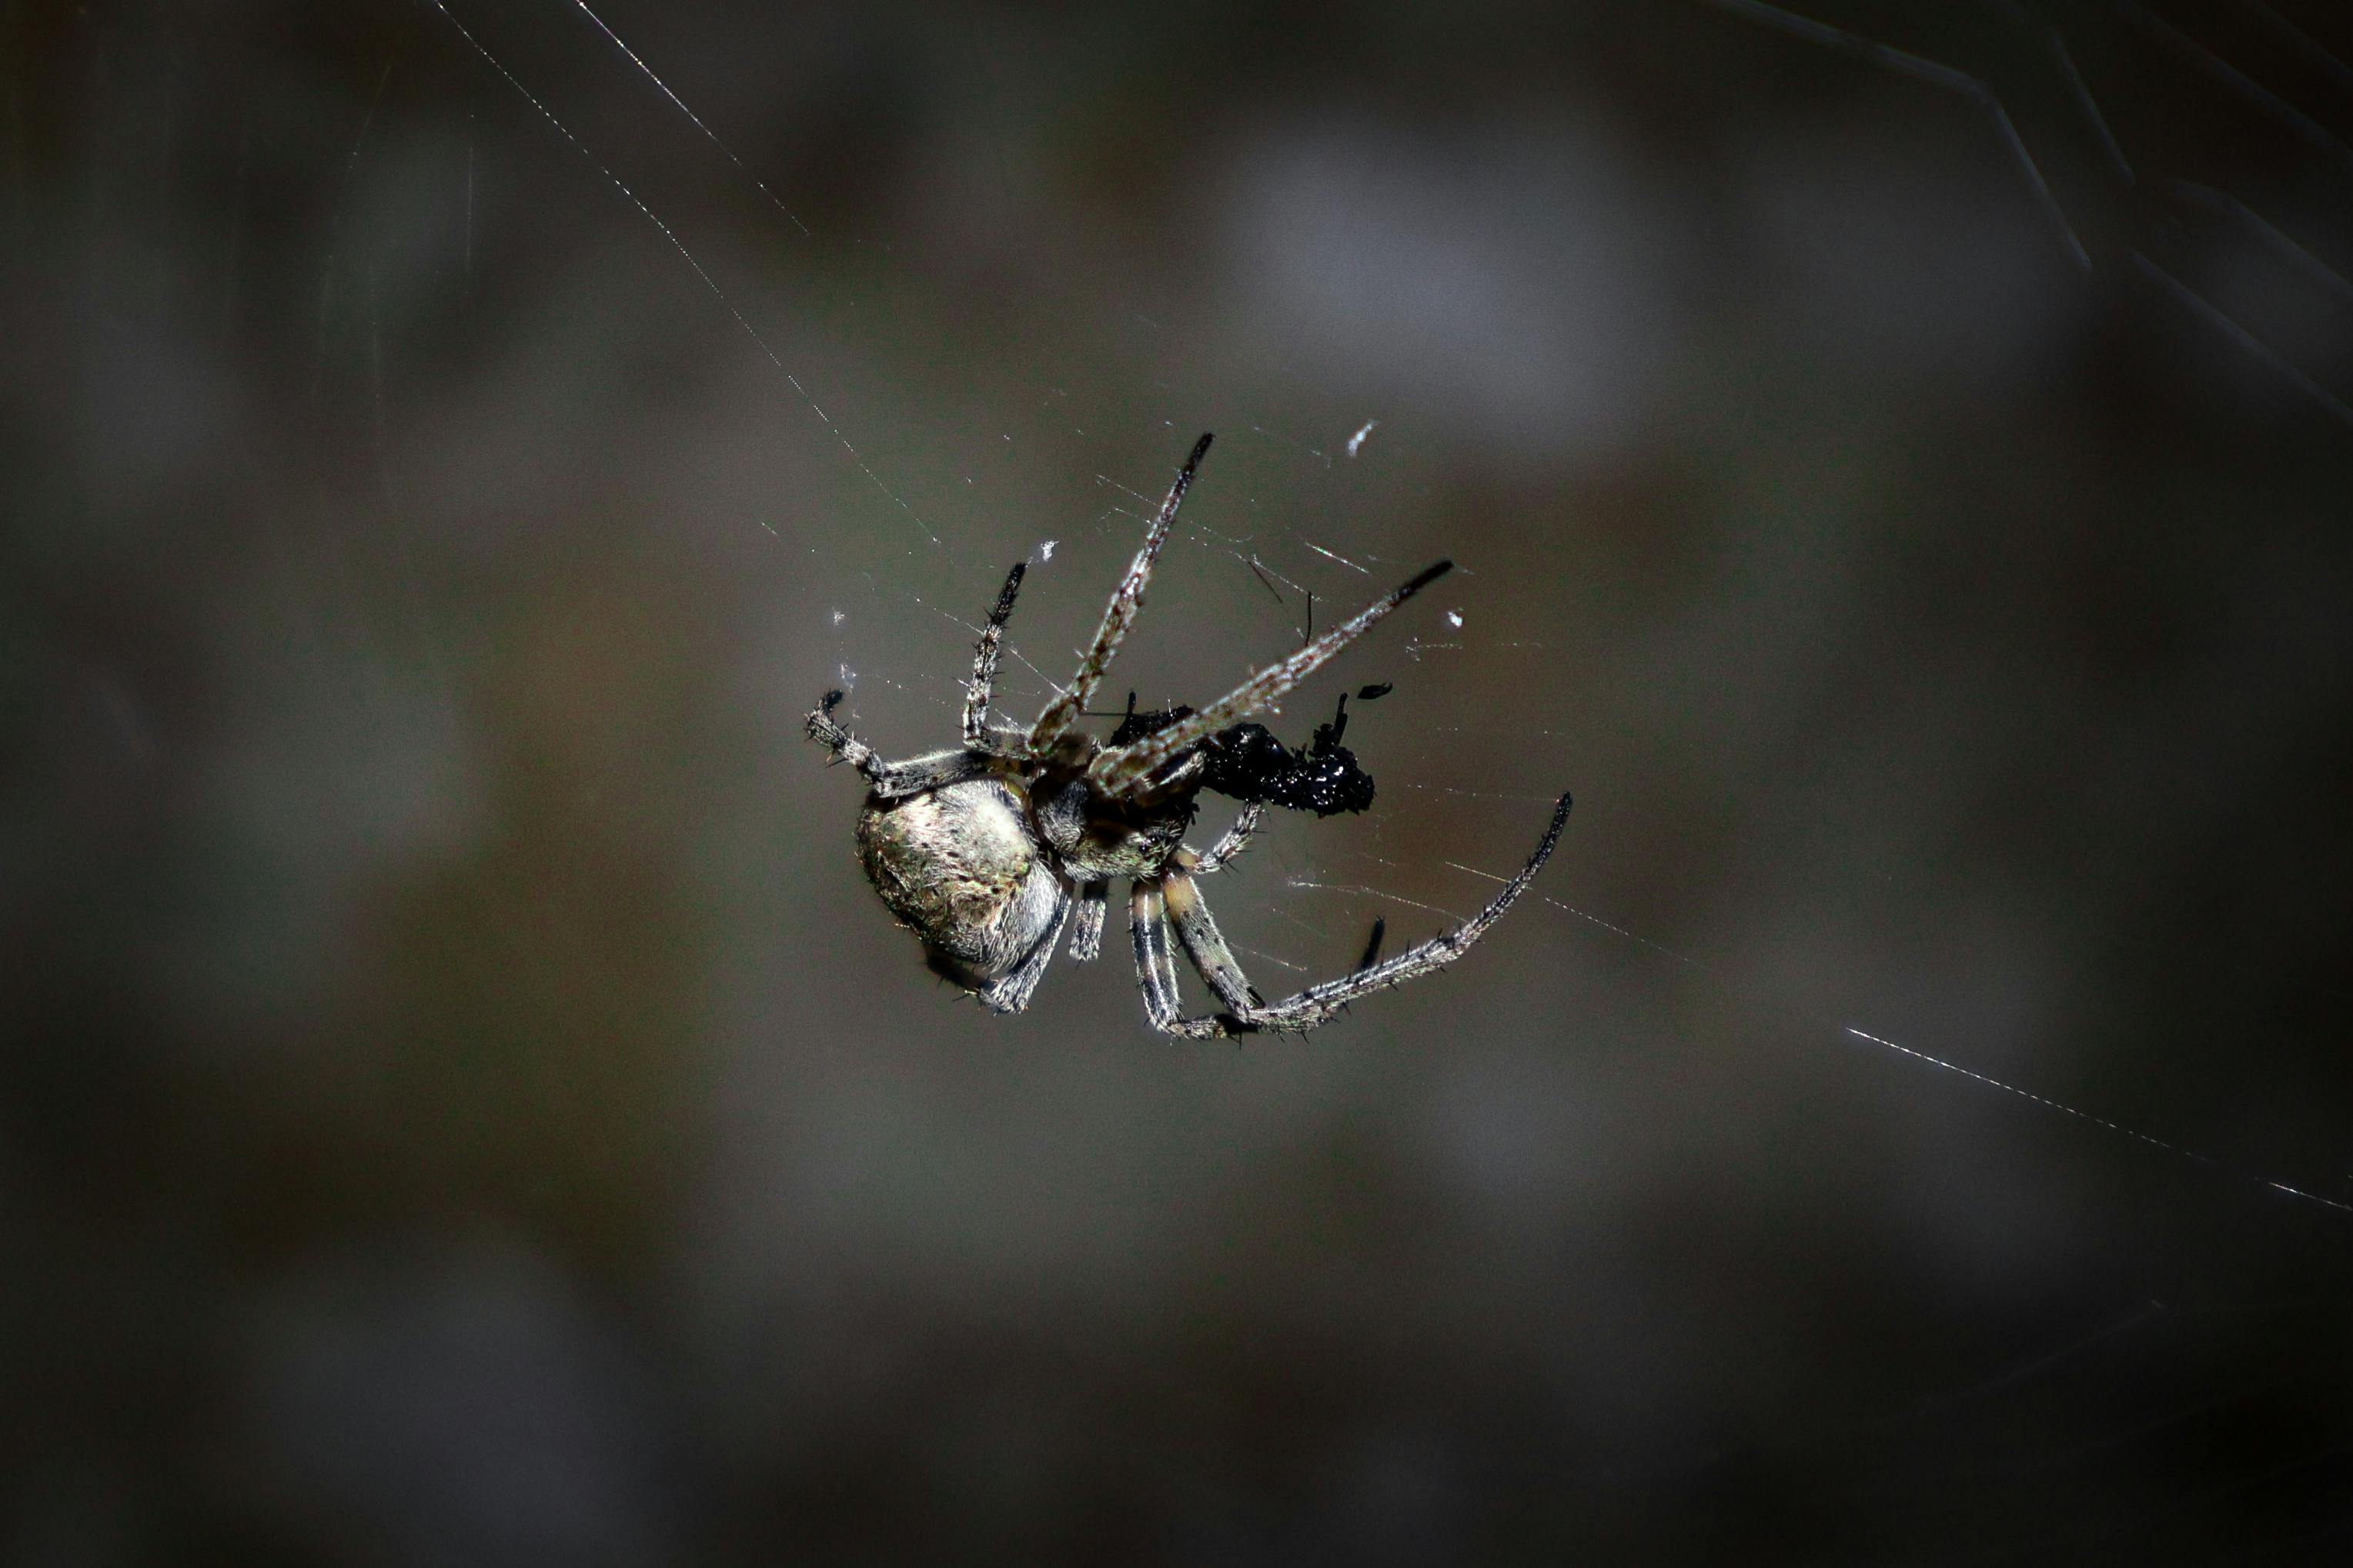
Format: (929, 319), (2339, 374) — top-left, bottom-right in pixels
(13, 0), (2353, 1560)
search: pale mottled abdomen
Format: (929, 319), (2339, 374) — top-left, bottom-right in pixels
(856, 777), (1065, 985)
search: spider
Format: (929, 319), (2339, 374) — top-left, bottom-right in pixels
(805, 433), (1572, 1037)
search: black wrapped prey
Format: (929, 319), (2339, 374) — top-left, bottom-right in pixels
(1125, 690), (1379, 817)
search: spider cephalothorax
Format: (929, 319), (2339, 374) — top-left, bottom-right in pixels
(806, 432), (1571, 1037)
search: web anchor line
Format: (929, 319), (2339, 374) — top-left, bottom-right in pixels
(423, 0), (940, 547)
(1432, 864), (2353, 1219)
(1839, 1029), (2353, 1215)
(563, 0), (812, 236)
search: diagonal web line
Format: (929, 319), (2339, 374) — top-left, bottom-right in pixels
(423, 0), (942, 547)
(562, 0), (811, 235)
(1430, 860), (2353, 1218)
(2132, 251), (2353, 429)
(1696, 0), (2092, 269)
(2121, 0), (2353, 176)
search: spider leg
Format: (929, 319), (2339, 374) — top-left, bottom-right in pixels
(1067, 880), (1109, 962)
(1188, 804), (1265, 875)
(1243, 791), (1571, 1031)
(1162, 871), (1265, 1015)
(1088, 561), (1451, 799)
(804, 692), (992, 800)
(962, 562), (1027, 751)
(1028, 433), (1214, 754)
(974, 881), (1074, 1014)
(1151, 791), (1571, 1037)
(1129, 879), (1228, 1038)
(804, 690), (881, 775)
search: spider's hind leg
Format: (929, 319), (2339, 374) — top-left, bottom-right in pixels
(1129, 880), (1231, 1038)
(805, 691), (993, 800)
(1145, 792), (1571, 1037)
(1161, 873), (1262, 1016)
(1245, 791), (1572, 1031)
(805, 690), (886, 781)
(974, 881), (1075, 1014)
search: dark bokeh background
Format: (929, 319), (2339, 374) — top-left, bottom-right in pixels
(8, 0), (2353, 1561)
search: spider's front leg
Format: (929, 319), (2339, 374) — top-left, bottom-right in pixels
(1030, 433), (1215, 753)
(1090, 559), (1450, 799)
(962, 562), (1027, 752)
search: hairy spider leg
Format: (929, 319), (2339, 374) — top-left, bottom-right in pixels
(1133, 791), (1572, 1038)
(1067, 881), (1110, 962)
(1128, 881), (1195, 1032)
(804, 692), (996, 799)
(1089, 560), (1452, 798)
(962, 561), (1027, 750)
(1161, 871), (1262, 1011)
(1189, 803), (1265, 874)
(1028, 432), (1215, 753)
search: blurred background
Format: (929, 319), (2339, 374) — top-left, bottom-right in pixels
(8, 0), (2353, 1560)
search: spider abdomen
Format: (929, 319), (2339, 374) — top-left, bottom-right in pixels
(855, 777), (1065, 985)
